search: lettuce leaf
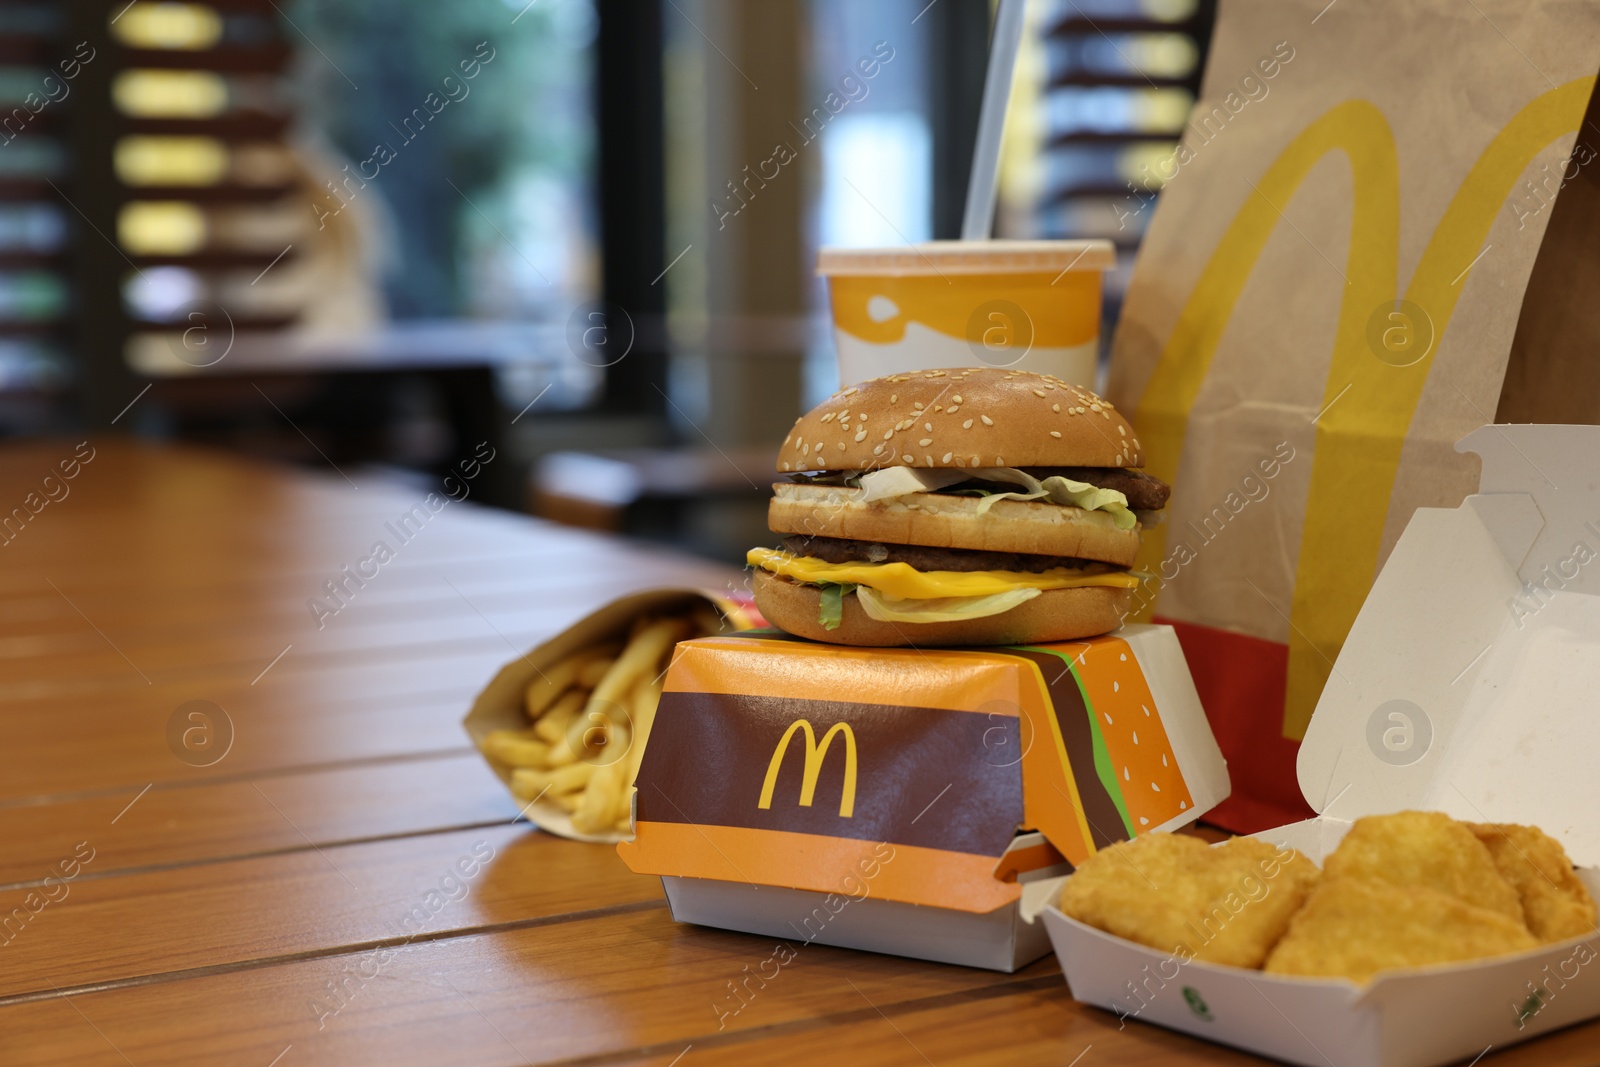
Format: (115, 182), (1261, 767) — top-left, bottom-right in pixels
(854, 584), (1042, 623)
(858, 466), (972, 501)
(817, 582), (856, 630)
(967, 469), (1136, 529)
(854, 465), (1135, 528)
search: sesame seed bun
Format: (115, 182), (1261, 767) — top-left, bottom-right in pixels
(751, 569), (1134, 647)
(778, 367), (1141, 474)
(769, 482), (1140, 567)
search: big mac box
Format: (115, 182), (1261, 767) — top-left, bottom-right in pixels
(1025, 424), (1600, 1066)
(617, 368), (1229, 970)
(616, 626), (1229, 970)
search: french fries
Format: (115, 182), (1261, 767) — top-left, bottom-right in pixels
(490, 608), (720, 837)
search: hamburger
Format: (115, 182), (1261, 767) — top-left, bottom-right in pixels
(747, 367), (1168, 646)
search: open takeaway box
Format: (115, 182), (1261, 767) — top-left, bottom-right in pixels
(1027, 424), (1600, 1066)
(616, 624), (1228, 971)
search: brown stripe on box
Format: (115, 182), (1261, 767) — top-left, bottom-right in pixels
(636, 691), (1025, 857)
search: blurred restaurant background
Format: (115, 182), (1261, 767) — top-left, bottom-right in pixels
(0, 0), (1214, 563)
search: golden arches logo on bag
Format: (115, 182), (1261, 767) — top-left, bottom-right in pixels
(1128, 77), (1595, 740)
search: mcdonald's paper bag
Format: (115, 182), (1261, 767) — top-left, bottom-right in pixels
(1107, 0), (1600, 831)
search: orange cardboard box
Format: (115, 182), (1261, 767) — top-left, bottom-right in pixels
(618, 623), (1228, 970)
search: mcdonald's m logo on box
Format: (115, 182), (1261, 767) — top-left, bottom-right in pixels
(758, 719), (857, 818)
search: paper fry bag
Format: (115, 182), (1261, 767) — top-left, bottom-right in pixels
(1107, 0), (1600, 831)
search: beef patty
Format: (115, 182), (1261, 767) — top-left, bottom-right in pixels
(781, 535), (1116, 574)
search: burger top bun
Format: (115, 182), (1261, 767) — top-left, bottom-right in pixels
(778, 367), (1142, 474)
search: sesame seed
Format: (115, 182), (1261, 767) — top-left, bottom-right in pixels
(873, 443), (886, 455)
(918, 437), (932, 446)
(821, 413), (835, 423)
(941, 452), (953, 463)
(902, 454), (915, 463)
(858, 413), (868, 421)
(952, 395), (963, 403)
(839, 409), (849, 419)
(954, 456), (966, 467)
(802, 443), (811, 455)
(890, 394), (898, 404)
(913, 402), (924, 410)
(980, 415), (994, 426)
(780, 462), (790, 471)
(947, 405), (960, 414)
(883, 430), (894, 440)
(842, 387), (858, 395)
(923, 422), (932, 431)
(797, 460), (808, 470)
(995, 456), (1004, 465)
(1117, 426), (1126, 436)
(854, 430), (867, 442)
(1033, 389), (1047, 398)
(1050, 431), (1062, 438)
(963, 419), (973, 429)
(1052, 404), (1061, 413)
(1090, 403), (1102, 412)
(970, 455), (979, 465)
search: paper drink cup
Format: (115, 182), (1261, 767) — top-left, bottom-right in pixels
(817, 239), (1115, 388)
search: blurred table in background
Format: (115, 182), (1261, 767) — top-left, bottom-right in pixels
(535, 444), (775, 564)
(1, 441), (1595, 1065)
(136, 320), (596, 511)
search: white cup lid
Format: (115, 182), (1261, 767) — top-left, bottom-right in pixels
(817, 239), (1115, 277)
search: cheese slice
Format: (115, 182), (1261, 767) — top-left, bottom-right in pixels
(747, 548), (1140, 600)
(855, 585), (1042, 622)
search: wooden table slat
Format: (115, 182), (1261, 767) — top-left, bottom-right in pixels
(0, 753), (518, 886)
(0, 826), (653, 1003)
(0, 905), (1049, 1066)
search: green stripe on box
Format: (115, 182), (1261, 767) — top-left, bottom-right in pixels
(1020, 646), (1135, 838)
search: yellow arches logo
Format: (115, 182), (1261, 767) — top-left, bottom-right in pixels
(1131, 78), (1595, 740)
(759, 719), (858, 818)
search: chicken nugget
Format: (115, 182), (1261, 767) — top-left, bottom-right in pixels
(1264, 876), (1538, 983)
(1468, 822), (1597, 943)
(1323, 811), (1524, 924)
(1059, 832), (1320, 969)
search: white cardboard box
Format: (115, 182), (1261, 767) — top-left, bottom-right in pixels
(662, 831), (1062, 972)
(1027, 425), (1600, 1066)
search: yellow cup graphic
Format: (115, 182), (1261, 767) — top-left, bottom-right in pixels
(818, 240), (1115, 388)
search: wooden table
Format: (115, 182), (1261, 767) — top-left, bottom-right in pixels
(1, 441), (1594, 1066)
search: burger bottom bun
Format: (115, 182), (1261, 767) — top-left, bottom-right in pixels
(751, 569), (1133, 648)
